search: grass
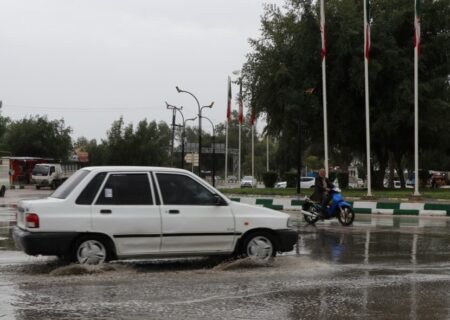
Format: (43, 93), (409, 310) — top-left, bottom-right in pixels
(218, 187), (450, 200)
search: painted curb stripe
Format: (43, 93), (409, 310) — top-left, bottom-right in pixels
(229, 197), (450, 215)
(376, 202), (400, 210)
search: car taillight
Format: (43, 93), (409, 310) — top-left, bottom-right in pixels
(26, 213), (40, 228)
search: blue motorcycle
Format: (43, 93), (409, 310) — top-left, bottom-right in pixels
(302, 187), (355, 226)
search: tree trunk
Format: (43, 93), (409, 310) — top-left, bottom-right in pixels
(394, 152), (406, 188)
(388, 153), (395, 188)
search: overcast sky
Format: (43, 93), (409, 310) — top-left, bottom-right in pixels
(0, 0), (284, 141)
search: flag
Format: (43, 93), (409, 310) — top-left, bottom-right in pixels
(320, 0), (326, 60)
(414, 0), (421, 54)
(226, 76), (232, 122)
(365, 0), (371, 60)
(238, 82), (244, 124)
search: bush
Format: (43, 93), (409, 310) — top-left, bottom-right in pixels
(284, 172), (297, 188)
(262, 171), (278, 188)
(337, 172), (349, 189)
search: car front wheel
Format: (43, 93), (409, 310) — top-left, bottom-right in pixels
(241, 232), (276, 261)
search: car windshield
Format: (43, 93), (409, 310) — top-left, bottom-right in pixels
(242, 176), (253, 180)
(32, 165), (49, 176)
(51, 170), (90, 199)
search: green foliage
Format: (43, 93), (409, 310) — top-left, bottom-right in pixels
(243, 0), (450, 181)
(82, 117), (171, 166)
(304, 155), (322, 171)
(5, 116), (72, 160)
(284, 171), (297, 188)
(262, 171), (278, 188)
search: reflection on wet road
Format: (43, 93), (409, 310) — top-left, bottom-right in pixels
(1, 206), (450, 319)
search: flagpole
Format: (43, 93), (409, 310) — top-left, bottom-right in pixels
(225, 121), (229, 184)
(238, 122), (241, 182)
(414, 0), (420, 196)
(364, 0), (372, 197)
(251, 123), (255, 187)
(266, 134), (269, 172)
(225, 77), (231, 185)
(320, 0), (329, 176)
(238, 81), (242, 183)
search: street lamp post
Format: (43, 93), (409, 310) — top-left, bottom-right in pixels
(182, 116), (197, 169)
(176, 86), (213, 176)
(166, 102), (184, 167)
(201, 115), (216, 187)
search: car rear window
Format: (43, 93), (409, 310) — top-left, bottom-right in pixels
(51, 170), (90, 199)
(76, 172), (107, 205)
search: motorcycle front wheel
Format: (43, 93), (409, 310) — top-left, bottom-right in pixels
(338, 206), (355, 226)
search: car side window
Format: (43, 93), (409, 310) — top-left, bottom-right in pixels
(96, 173), (153, 205)
(156, 173), (216, 205)
(76, 172), (107, 205)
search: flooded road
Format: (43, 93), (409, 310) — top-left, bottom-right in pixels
(1, 201), (450, 319)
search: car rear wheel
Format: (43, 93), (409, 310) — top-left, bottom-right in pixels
(241, 232), (276, 261)
(72, 236), (111, 265)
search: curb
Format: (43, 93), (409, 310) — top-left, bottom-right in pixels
(229, 197), (450, 216)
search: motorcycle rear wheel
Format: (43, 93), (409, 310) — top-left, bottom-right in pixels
(303, 203), (320, 225)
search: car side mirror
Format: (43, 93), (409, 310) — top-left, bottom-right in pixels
(214, 194), (227, 206)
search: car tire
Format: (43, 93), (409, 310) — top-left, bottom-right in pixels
(35, 185), (40, 190)
(72, 236), (112, 265)
(0, 186), (5, 197)
(241, 231), (277, 261)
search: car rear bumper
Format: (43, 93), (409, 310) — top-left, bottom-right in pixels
(13, 227), (78, 256)
(274, 229), (298, 252)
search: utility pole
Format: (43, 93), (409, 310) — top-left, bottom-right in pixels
(170, 108), (176, 166)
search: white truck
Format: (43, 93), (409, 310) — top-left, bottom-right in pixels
(31, 163), (78, 190)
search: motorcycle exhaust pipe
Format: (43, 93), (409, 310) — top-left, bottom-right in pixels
(301, 209), (318, 217)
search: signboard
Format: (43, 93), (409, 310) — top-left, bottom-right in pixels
(184, 153), (199, 166)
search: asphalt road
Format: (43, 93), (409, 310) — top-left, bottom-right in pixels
(1, 192), (450, 319)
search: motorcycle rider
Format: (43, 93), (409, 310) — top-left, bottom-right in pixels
(311, 168), (334, 218)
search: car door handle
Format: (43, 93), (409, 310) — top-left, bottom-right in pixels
(168, 210), (180, 214)
(100, 209), (112, 214)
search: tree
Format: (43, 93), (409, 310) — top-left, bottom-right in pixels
(87, 117), (171, 166)
(243, 0), (450, 185)
(5, 116), (72, 160)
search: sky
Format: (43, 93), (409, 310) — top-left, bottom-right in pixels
(0, 0), (284, 141)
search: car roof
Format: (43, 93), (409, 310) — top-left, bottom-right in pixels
(81, 166), (193, 174)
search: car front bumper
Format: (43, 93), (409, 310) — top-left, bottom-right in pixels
(13, 227), (78, 256)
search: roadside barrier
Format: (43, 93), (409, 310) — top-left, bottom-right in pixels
(228, 196), (450, 216)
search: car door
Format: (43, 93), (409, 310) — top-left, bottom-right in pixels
(91, 172), (161, 256)
(154, 172), (236, 253)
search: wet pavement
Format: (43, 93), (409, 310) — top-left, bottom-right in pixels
(1, 195), (450, 319)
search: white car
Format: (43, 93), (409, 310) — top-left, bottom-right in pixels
(274, 181), (287, 188)
(240, 176), (257, 188)
(274, 177), (316, 189)
(13, 167), (297, 264)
